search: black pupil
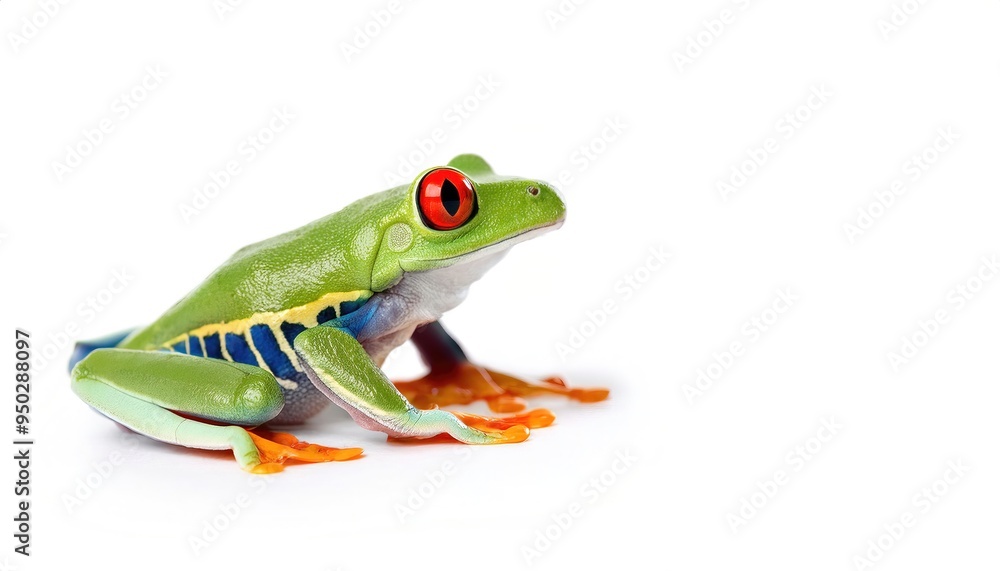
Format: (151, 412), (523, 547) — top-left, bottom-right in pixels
(440, 178), (461, 216)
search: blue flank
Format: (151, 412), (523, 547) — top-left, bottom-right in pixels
(203, 333), (224, 359)
(249, 324), (298, 378)
(280, 322), (307, 347)
(316, 306), (338, 324)
(224, 333), (259, 366)
(68, 292), (374, 375)
(187, 335), (204, 357)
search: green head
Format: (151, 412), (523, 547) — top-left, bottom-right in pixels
(367, 154), (566, 290)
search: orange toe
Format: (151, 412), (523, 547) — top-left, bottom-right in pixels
(248, 430), (363, 470)
(394, 363), (610, 413)
(449, 408), (554, 430)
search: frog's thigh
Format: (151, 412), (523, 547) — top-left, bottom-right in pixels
(294, 325), (527, 444)
(71, 348), (283, 469)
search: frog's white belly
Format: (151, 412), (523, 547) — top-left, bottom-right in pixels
(359, 249), (508, 365)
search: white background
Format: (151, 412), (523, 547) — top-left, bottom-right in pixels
(2, 1), (999, 569)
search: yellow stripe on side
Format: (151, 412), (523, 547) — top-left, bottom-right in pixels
(245, 336), (273, 375)
(161, 290), (371, 350)
(270, 323), (304, 373)
(219, 339), (233, 361)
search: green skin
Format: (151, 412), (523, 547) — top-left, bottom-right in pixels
(70, 154), (566, 471)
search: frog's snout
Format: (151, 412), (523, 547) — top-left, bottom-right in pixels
(525, 180), (567, 226)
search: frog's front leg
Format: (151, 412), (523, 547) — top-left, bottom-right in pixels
(394, 321), (610, 414)
(71, 349), (362, 473)
(294, 324), (530, 444)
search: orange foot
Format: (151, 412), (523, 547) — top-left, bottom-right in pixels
(452, 408), (556, 430)
(393, 362), (610, 413)
(388, 409), (552, 445)
(247, 429), (363, 474)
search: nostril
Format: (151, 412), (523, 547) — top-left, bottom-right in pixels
(526, 186), (540, 196)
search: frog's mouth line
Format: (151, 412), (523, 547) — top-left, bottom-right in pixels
(400, 220), (563, 272)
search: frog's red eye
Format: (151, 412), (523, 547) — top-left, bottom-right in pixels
(416, 168), (477, 230)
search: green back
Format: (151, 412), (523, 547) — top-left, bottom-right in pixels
(121, 187), (405, 349)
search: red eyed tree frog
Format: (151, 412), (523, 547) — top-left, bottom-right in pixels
(69, 154), (609, 473)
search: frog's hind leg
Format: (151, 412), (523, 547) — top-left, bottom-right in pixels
(71, 349), (362, 473)
(394, 321), (609, 416)
(68, 328), (136, 371)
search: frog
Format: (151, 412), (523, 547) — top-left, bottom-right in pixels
(69, 154), (609, 473)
